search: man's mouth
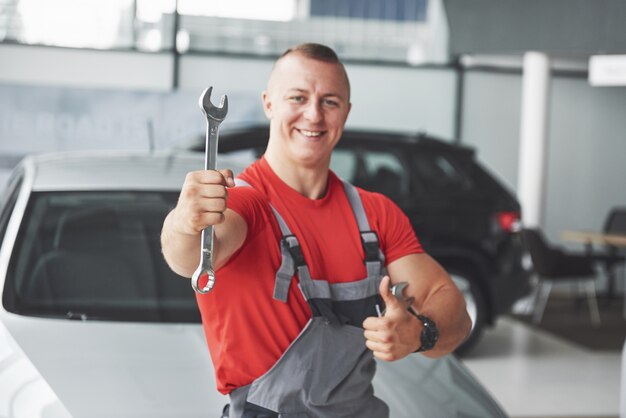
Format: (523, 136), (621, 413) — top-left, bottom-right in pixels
(298, 129), (324, 138)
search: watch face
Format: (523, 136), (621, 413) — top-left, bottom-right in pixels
(417, 315), (439, 352)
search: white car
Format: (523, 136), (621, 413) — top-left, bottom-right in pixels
(0, 150), (507, 418)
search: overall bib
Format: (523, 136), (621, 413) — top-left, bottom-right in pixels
(226, 180), (389, 418)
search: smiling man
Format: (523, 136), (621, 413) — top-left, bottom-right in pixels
(161, 43), (471, 418)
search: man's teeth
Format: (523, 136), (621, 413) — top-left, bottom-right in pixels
(300, 130), (322, 137)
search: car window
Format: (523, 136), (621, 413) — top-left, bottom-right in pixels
(3, 191), (200, 323)
(332, 148), (410, 201)
(413, 151), (473, 195)
(330, 149), (358, 180)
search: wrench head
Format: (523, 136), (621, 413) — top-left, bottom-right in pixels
(199, 86), (228, 122)
(390, 282), (414, 309)
(391, 282), (408, 298)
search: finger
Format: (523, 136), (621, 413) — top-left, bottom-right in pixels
(180, 185), (227, 206)
(363, 315), (387, 331)
(195, 196), (227, 213)
(198, 184), (229, 199)
(364, 329), (387, 343)
(373, 351), (398, 362)
(186, 170), (228, 186)
(378, 276), (403, 315)
(378, 275), (392, 304)
(218, 169), (236, 187)
(365, 339), (391, 354)
(196, 211), (226, 226)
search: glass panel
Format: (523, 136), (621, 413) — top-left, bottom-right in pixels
(310, 0), (427, 22)
(330, 148), (357, 181)
(4, 190), (200, 323)
(7, 0), (136, 49)
(361, 150), (409, 200)
(413, 152), (473, 194)
(135, 0), (176, 51)
(177, 0), (296, 21)
(1, 0), (446, 64)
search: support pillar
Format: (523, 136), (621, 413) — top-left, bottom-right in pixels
(517, 51), (551, 229)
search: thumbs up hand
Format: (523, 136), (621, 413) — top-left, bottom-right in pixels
(363, 276), (421, 361)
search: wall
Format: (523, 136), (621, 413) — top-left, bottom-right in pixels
(0, 44), (174, 90)
(0, 44), (457, 139)
(0, 44), (457, 188)
(178, 54), (458, 135)
(462, 69), (626, 245)
(2, 43), (625, 252)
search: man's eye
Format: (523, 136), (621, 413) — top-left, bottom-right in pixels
(289, 96), (305, 103)
(323, 99), (339, 107)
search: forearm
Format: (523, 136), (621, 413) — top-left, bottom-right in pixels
(161, 207), (248, 278)
(416, 286), (471, 358)
(161, 209), (201, 278)
(385, 253), (472, 358)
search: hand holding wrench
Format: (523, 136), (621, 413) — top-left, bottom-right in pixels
(191, 86), (228, 294)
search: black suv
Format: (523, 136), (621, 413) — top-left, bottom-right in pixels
(198, 126), (531, 355)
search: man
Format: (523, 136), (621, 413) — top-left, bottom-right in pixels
(161, 43), (471, 417)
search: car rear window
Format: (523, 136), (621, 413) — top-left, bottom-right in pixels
(3, 191), (201, 323)
(332, 147), (411, 202)
(412, 151), (474, 195)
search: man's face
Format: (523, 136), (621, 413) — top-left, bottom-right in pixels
(262, 53), (351, 168)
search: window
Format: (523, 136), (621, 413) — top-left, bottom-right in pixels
(332, 147), (409, 201)
(4, 190), (200, 323)
(413, 151), (473, 194)
(1, 0), (446, 65)
(330, 148), (358, 181)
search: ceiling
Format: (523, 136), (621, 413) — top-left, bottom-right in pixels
(443, 0), (626, 58)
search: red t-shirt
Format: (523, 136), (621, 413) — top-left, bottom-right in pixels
(196, 157), (423, 394)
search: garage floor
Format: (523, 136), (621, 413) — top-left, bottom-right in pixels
(463, 316), (623, 418)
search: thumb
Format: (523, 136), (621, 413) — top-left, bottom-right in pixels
(378, 276), (403, 316)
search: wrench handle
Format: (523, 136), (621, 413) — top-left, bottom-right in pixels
(191, 226), (215, 294)
(205, 120), (220, 170)
(192, 120), (221, 294)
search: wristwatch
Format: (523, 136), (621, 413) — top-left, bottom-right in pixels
(414, 314), (439, 353)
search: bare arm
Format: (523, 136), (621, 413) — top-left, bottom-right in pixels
(160, 169), (247, 278)
(363, 253), (472, 360)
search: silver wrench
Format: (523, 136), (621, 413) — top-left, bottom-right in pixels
(392, 282), (419, 316)
(377, 282), (416, 316)
(191, 86), (228, 294)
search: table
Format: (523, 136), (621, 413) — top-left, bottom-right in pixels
(561, 230), (626, 247)
(561, 230), (626, 318)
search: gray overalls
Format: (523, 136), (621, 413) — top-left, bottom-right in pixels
(227, 179), (389, 418)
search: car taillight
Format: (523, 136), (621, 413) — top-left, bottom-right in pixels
(496, 211), (521, 233)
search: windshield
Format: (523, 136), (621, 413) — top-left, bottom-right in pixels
(3, 191), (201, 323)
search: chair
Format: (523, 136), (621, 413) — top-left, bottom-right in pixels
(599, 208), (626, 298)
(521, 228), (601, 326)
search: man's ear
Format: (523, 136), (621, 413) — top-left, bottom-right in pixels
(261, 91), (272, 119)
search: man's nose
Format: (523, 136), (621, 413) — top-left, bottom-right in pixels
(303, 101), (322, 122)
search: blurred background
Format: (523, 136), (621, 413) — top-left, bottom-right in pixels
(1, 0), (624, 244)
(1, 1), (625, 417)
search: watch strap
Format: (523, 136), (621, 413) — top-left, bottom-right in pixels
(414, 314), (439, 353)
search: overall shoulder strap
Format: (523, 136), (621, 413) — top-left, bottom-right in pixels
(340, 180), (386, 276)
(234, 178), (308, 302)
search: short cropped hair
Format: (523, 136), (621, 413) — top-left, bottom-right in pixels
(279, 43), (342, 63)
(277, 43), (350, 98)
